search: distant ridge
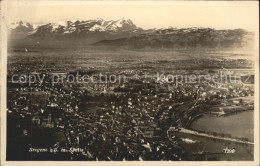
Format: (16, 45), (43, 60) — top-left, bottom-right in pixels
(94, 28), (254, 49)
(8, 19), (254, 49)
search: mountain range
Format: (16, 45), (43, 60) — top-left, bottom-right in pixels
(8, 18), (254, 49)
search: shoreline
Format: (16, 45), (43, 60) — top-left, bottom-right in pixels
(187, 110), (254, 142)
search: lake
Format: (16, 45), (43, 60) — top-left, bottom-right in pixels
(190, 111), (254, 142)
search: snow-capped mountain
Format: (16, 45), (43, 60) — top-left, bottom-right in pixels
(8, 21), (34, 38)
(8, 19), (253, 49)
(9, 21), (32, 30)
(103, 18), (136, 32)
(8, 21), (45, 39)
(9, 18), (138, 37)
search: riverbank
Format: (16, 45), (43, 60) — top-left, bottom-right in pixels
(190, 111), (254, 142)
(168, 129), (253, 161)
(168, 128), (253, 145)
(167, 110), (254, 160)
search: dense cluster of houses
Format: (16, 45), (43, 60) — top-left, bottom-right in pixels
(7, 63), (254, 160)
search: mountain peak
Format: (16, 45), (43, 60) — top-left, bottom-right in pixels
(9, 21), (32, 30)
(104, 18), (136, 32)
(8, 18), (138, 35)
(8, 19), (253, 50)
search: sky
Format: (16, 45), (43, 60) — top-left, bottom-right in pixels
(3, 1), (259, 31)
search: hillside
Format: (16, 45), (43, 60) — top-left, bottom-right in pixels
(8, 19), (254, 49)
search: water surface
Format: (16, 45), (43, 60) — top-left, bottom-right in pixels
(190, 111), (254, 141)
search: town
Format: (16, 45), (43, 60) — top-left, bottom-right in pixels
(7, 50), (254, 161)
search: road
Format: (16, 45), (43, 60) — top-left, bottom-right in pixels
(168, 127), (254, 145)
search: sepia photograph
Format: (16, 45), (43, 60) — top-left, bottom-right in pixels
(0, 1), (259, 165)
